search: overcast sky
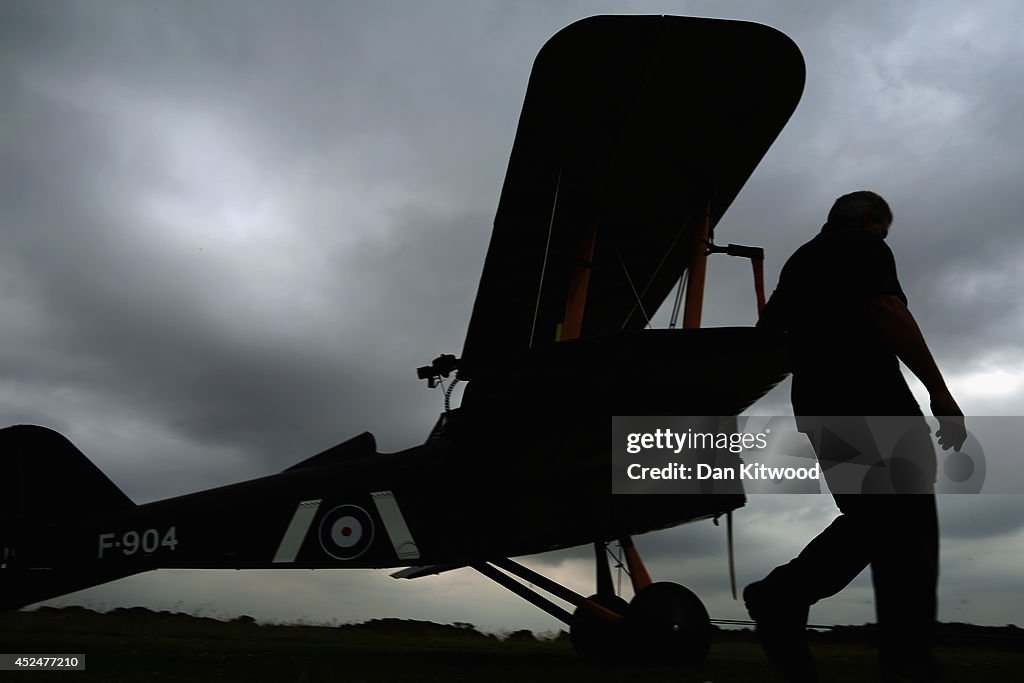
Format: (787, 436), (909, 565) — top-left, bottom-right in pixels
(3, 1), (1023, 633)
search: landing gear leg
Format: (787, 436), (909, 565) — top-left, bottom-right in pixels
(568, 542), (629, 660)
(471, 536), (712, 668)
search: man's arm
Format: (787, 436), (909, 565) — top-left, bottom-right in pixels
(870, 294), (967, 450)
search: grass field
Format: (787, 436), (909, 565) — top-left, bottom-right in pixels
(1, 608), (1020, 682)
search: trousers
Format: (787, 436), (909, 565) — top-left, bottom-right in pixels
(763, 419), (939, 664)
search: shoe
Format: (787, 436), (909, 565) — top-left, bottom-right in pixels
(744, 580), (818, 683)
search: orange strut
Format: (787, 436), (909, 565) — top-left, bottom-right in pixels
(558, 223), (597, 341)
(618, 536), (653, 593)
(682, 199), (711, 329)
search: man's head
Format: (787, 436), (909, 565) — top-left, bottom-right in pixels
(826, 190), (893, 238)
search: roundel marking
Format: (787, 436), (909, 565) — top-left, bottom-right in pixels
(329, 515), (362, 547)
(318, 504), (374, 560)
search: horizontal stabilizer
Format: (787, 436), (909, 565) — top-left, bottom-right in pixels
(391, 564), (465, 580)
(283, 432), (377, 472)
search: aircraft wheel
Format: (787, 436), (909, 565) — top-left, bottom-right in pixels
(624, 581), (711, 667)
(569, 594), (629, 661)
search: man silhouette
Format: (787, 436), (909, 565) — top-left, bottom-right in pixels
(746, 191), (967, 682)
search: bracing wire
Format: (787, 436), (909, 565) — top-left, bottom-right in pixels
(668, 269), (689, 329)
(618, 213), (694, 330)
(616, 543), (623, 596)
(616, 249), (652, 329)
(605, 542), (630, 596)
(728, 510), (737, 600)
(528, 168), (562, 349)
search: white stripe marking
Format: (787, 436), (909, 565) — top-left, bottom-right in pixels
(273, 499), (322, 563)
(371, 490), (420, 560)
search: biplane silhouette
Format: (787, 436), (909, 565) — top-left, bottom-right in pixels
(1, 16), (804, 666)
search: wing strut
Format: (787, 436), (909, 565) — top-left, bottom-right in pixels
(682, 198), (712, 328)
(556, 222), (597, 342)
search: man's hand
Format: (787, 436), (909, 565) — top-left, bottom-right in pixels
(931, 389), (967, 452)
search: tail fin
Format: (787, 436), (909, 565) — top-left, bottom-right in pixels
(2, 425), (138, 610)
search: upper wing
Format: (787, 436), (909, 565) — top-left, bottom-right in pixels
(459, 15), (804, 377)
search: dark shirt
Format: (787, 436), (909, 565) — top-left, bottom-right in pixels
(758, 225), (921, 417)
